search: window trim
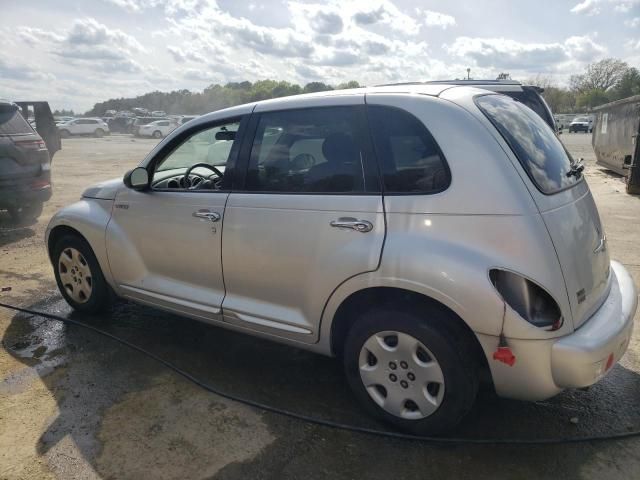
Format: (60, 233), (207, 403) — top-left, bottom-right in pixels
(148, 115), (248, 194)
(474, 93), (583, 196)
(234, 105), (382, 195)
(365, 104), (452, 196)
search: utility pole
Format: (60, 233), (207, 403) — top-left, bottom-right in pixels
(466, 68), (471, 80)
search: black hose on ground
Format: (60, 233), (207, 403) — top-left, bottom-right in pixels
(1, 300), (639, 446)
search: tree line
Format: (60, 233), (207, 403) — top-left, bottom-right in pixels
(85, 80), (360, 116)
(528, 58), (639, 113)
(82, 58), (638, 117)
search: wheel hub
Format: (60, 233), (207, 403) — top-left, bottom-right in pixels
(358, 331), (445, 420)
(58, 247), (93, 304)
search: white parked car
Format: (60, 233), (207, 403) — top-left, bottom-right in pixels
(58, 118), (110, 138)
(46, 85), (637, 434)
(137, 120), (175, 139)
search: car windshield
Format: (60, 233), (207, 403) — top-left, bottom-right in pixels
(476, 94), (580, 194)
(574, 117), (590, 122)
(0, 106), (34, 135)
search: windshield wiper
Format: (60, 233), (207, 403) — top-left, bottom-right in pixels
(566, 157), (585, 178)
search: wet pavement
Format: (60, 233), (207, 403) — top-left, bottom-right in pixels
(1, 134), (640, 479)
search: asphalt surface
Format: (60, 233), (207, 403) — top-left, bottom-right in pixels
(1, 133), (639, 479)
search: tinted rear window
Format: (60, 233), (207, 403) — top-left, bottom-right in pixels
(0, 108), (33, 135)
(476, 94), (579, 194)
(367, 106), (450, 194)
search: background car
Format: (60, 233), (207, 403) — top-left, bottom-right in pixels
(569, 116), (593, 133)
(151, 110), (166, 117)
(131, 117), (166, 136)
(0, 100), (53, 221)
(58, 118), (110, 138)
(137, 119), (175, 138)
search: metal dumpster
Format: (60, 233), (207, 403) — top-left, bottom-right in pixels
(592, 95), (640, 194)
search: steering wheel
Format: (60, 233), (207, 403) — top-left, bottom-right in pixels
(183, 163), (224, 189)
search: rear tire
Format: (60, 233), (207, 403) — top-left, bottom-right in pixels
(52, 234), (110, 313)
(8, 202), (43, 222)
(343, 307), (478, 435)
(152, 130), (162, 139)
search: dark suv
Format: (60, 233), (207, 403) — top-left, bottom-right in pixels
(0, 100), (59, 222)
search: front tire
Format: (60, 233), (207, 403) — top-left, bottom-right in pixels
(53, 234), (110, 313)
(152, 130), (163, 139)
(343, 307), (478, 435)
(59, 129), (71, 138)
(94, 128), (104, 138)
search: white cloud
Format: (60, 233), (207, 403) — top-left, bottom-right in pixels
(571, 0), (640, 15)
(445, 35), (606, 72)
(422, 10), (456, 29)
(625, 16), (640, 26)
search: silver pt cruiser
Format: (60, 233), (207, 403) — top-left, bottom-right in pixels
(46, 85), (637, 434)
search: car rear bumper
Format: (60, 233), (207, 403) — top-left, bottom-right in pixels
(477, 261), (637, 400)
(0, 181), (52, 208)
(551, 260), (636, 388)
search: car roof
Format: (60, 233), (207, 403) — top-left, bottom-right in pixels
(189, 84), (492, 127)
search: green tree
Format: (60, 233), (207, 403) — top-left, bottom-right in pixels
(570, 58), (629, 93)
(576, 89), (610, 109)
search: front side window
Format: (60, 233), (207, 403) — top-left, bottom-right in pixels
(476, 94), (580, 194)
(246, 107), (368, 193)
(367, 106), (450, 193)
(152, 120), (241, 190)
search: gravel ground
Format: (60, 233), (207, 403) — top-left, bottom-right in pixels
(0, 132), (639, 479)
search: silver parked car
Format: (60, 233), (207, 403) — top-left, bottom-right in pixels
(46, 85), (637, 434)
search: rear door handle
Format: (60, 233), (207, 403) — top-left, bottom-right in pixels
(330, 217), (373, 233)
(193, 210), (221, 222)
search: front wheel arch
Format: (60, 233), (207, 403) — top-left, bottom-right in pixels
(47, 225), (89, 262)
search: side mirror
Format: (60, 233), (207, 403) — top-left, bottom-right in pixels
(124, 167), (150, 190)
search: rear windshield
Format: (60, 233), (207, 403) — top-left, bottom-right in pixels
(0, 107), (34, 136)
(476, 94), (580, 194)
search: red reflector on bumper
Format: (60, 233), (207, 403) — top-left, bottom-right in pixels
(493, 346), (516, 366)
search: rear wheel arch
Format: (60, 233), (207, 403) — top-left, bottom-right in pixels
(329, 287), (491, 385)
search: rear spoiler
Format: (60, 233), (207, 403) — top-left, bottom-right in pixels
(14, 101), (61, 159)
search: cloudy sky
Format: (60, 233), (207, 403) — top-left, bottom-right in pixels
(1, 0), (639, 112)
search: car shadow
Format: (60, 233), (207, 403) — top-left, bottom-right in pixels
(0, 211), (37, 248)
(2, 295), (640, 478)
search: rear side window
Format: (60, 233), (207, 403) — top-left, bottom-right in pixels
(0, 108), (33, 135)
(476, 94), (579, 194)
(246, 107), (372, 193)
(367, 106), (450, 193)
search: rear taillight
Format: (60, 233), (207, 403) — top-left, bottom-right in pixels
(30, 178), (50, 189)
(489, 269), (563, 331)
(14, 139), (46, 150)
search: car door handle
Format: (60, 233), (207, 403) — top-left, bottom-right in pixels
(593, 234), (607, 254)
(192, 210), (221, 222)
(330, 217), (373, 233)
